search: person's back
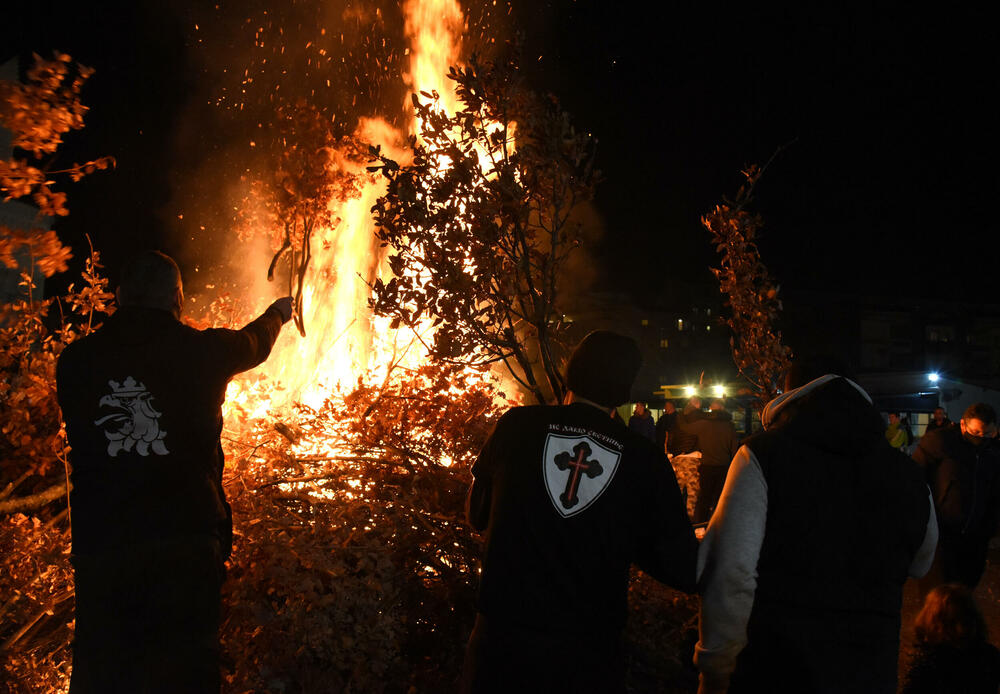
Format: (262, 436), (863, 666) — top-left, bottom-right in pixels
(696, 368), (937, 694)
(669, 399), (704, 455)
(684, 407), (738, 468)
(58, 305), (282, 554)
(687, 404), (740, 523)
(464, 331), (697, 693)
(57, 251), (291, 693)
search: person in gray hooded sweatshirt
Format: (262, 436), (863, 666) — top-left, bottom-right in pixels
(694, 358), (938, 694)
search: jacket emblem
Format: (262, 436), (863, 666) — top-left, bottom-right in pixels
(93, 376), (170, 457)
(543, 433), (621, 518)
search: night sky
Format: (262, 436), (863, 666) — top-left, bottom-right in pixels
(2, 2), (996, 305)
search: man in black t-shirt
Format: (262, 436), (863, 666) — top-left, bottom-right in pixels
(462, 331), (698, 693)
(57, 251), (293, 693)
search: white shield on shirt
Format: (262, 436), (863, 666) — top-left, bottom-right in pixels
(542, 433), (622, 518)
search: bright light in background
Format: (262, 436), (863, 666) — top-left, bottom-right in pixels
(928, 372), (940, 383)
(713, 384), (726, 397)
(684, 385), (696, 397)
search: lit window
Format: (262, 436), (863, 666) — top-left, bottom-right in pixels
(641, 319), (649, 326)
(660, 339), (669, 348)
(677, 319), (684, 331)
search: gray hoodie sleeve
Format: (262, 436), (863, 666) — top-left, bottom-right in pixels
(908, 488), (938, 578)
(694, 444), (768, 688)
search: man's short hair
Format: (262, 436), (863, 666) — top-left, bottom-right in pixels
(564, 331), (641, 409)
(962, 402), (997, 426)
(118, 251), (182, 310)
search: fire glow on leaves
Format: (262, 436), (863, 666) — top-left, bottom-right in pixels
(368, 51), (598, 406)
(703, 164), (792, 403)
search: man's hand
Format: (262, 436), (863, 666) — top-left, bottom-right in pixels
(269, 296), (294, 324)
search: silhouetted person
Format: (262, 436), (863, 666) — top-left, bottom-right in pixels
(462, 331), (698, 693)
(628, 400), (656, 442)
(913, 402), (1000, 589)
(656, 400), (678, 454)
(901, 584), (1000, 694)
(688, 399), (740, 524)
(696, 357), (937, 694)
(669, 396), (705, 456)
(57, 251), (293, 693)
(925, 407), (953, 434)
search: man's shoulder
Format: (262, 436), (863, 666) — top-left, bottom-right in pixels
(920, 424), (963, 455)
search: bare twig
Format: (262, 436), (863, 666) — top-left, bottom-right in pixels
(0, 482), (71, 515)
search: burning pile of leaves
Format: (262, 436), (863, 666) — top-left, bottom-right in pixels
(217, 360), (505, 693)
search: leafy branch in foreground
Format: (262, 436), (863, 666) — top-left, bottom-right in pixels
(368, 51), (598, 405)
(703, 164), (792, 403)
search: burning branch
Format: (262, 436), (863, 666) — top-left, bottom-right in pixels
(368, 51), (598, 405)
(238, 99), (369, 337)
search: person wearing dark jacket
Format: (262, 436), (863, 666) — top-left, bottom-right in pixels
(912, 402), (1000, 589)
(628, 400), (656, 442)
(669, 397), (705, 456)
(695, 360), (937, 694)
(462, 331), (698, 694)
(687, 400), (740, 524)
(656, 400), (678, 453)
(924, 407), (953, 434)
(57, 251), (293, 694)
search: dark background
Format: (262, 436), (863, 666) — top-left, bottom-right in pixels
(2, 2), (996, 303)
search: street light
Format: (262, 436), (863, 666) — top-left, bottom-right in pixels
(713, 384), (726, 397)
(928, 372), (940, 384)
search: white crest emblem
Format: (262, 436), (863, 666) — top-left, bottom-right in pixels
(542, 433), (621, 518)
(93, 376), (169, 457)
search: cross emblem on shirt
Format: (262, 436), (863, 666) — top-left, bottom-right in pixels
(554, 441), (604, 509)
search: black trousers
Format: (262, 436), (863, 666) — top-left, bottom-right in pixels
(69, 535), (224, 694)
(693, 464), (729, 524)
(461, 613), (626, 694)
(730, 607), (900, 694)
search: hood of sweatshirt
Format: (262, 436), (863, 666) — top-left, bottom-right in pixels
(760, 374), (886, 457)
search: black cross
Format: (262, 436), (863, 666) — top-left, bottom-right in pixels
(554, 441), (603, 510)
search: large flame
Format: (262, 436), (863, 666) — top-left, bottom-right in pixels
(225, 0), (477, 420)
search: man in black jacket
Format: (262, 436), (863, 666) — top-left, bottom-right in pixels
(688, 399), (740, 524)
(462, 331), (698, 694)
(696, 358), (937, 694)
(913, 402), (1000, 589)
(57, 251), (293, 693)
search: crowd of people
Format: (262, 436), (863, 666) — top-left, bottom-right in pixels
(55, 252), (1000, 693)
(466, 348), (1000, 693)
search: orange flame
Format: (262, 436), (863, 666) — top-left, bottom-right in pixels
(225, 0), (485, 421)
